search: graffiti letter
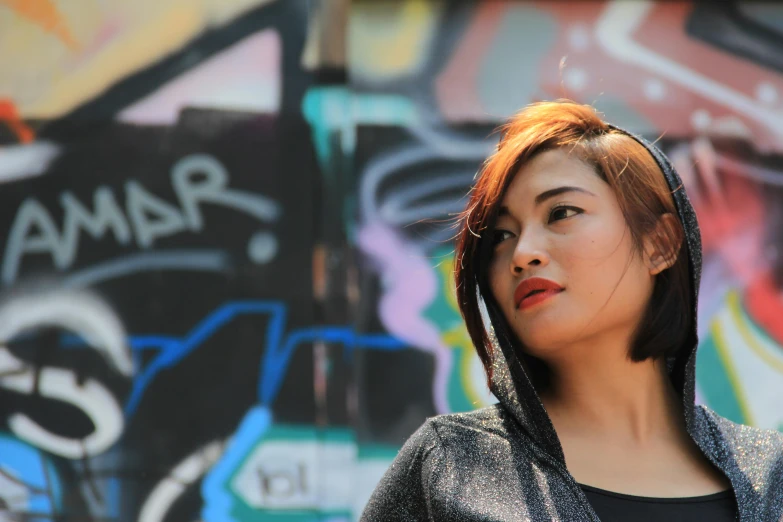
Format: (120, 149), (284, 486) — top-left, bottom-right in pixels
(60, 188), (132, 267)
(0, 348), (123, 459)
(171, 154), (281, 230)
(2, 198), (63, 284)
(125, 180), (186, 248)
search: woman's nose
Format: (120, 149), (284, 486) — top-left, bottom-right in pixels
(510, 233), (549, 274)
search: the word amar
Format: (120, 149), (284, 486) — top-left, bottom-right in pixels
(2, 154), (280, 284)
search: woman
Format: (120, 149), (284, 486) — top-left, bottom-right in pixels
(360, 101), (783, 521)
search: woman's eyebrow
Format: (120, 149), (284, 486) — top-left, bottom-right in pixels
(498, 186), (596, 217)
(534, 186), (596, 206)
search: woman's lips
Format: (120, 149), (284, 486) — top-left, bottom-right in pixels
(518, 288), (564, 310)
(514, 277), (564, 309)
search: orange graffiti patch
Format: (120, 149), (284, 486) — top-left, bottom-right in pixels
(0, 0), (79, 50)
(0, 100), (35, 143)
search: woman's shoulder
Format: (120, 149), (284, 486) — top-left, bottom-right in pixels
(695, 404), (783, 477)
(409, 403), (524, 451)
(696, 403), (783, 448)
(361, 405), (533, 521)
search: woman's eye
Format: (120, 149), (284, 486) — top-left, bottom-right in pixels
(492, 230), (513, 246)
(549, 206), (581, 223)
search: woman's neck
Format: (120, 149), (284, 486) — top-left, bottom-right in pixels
(539, 349), (684, 445)
(536, 342), (732, 497)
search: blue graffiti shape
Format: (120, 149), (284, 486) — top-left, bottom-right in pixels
(200, 404), (271, 522)
(123, 301), (287, 417)
(259, 326), (406, 405)
(62, 300), (405, 417)
(0, 433), (63, 516)
(112, 301), (405, 418)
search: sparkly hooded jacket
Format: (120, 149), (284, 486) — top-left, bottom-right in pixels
(359, 127), (783, 522)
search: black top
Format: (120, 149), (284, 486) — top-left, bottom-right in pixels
(579, 484), (738, 522)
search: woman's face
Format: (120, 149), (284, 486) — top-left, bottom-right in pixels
(488, 148), (656, 359)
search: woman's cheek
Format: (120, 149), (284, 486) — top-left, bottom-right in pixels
(488, 257), (508, 306)
(559, 232), (616, 268)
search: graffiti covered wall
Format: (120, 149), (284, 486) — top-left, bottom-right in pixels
(1, 0), (783, 520)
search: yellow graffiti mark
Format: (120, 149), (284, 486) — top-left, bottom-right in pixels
(436, 253), (491, 408)
(350, 0), (440, 79)
(0, 99), (34, 143)
(710, 317), (756, 426)
(435, 253), (459, 314)
(443, 324), (487, 407)
(3, 0), (274, 119)
(0, 0), (78, 50)
(23, 4), (201, 118)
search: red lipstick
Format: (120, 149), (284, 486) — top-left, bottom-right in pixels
(514, 277), (564, 310)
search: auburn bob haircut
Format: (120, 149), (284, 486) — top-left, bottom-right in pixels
(454, 100), (691, 390)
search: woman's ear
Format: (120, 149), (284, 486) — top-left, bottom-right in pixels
(644, 213), (683, 275)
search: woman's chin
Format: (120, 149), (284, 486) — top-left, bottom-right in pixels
(512, 319), (579, 352)
(512, 306), (569, 330)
